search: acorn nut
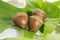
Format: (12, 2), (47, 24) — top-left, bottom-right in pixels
(13, 12), (28, 28)
(32, 8), (46, 20)
(29, 15), (43, 31)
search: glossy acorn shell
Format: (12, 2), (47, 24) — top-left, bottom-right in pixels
(13, 12), (28, 28)
(32, 9), (46, 20)
(29, 16), (43, 31)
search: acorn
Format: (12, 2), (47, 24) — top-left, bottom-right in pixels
(29, 15), (43, 31)
(13, 12), (28, 28)
(32, 8), (46, 20)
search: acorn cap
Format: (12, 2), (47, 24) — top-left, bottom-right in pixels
(14, 12), (28, 18)
(30, 15), (43, 23)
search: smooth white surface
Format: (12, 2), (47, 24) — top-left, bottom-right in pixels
(51, 30), (56, 35)
(36, 31), (42, 35)
(0, 28), (18, 39)
(2, 0), (26, 8)
(43, 0), (58, 2)
(2, 0), (10, 2)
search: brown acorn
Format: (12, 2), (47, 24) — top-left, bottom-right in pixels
(29, 15), (43, 31)
(32, 8), (46, 20)
(13, 12), (28, 28)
